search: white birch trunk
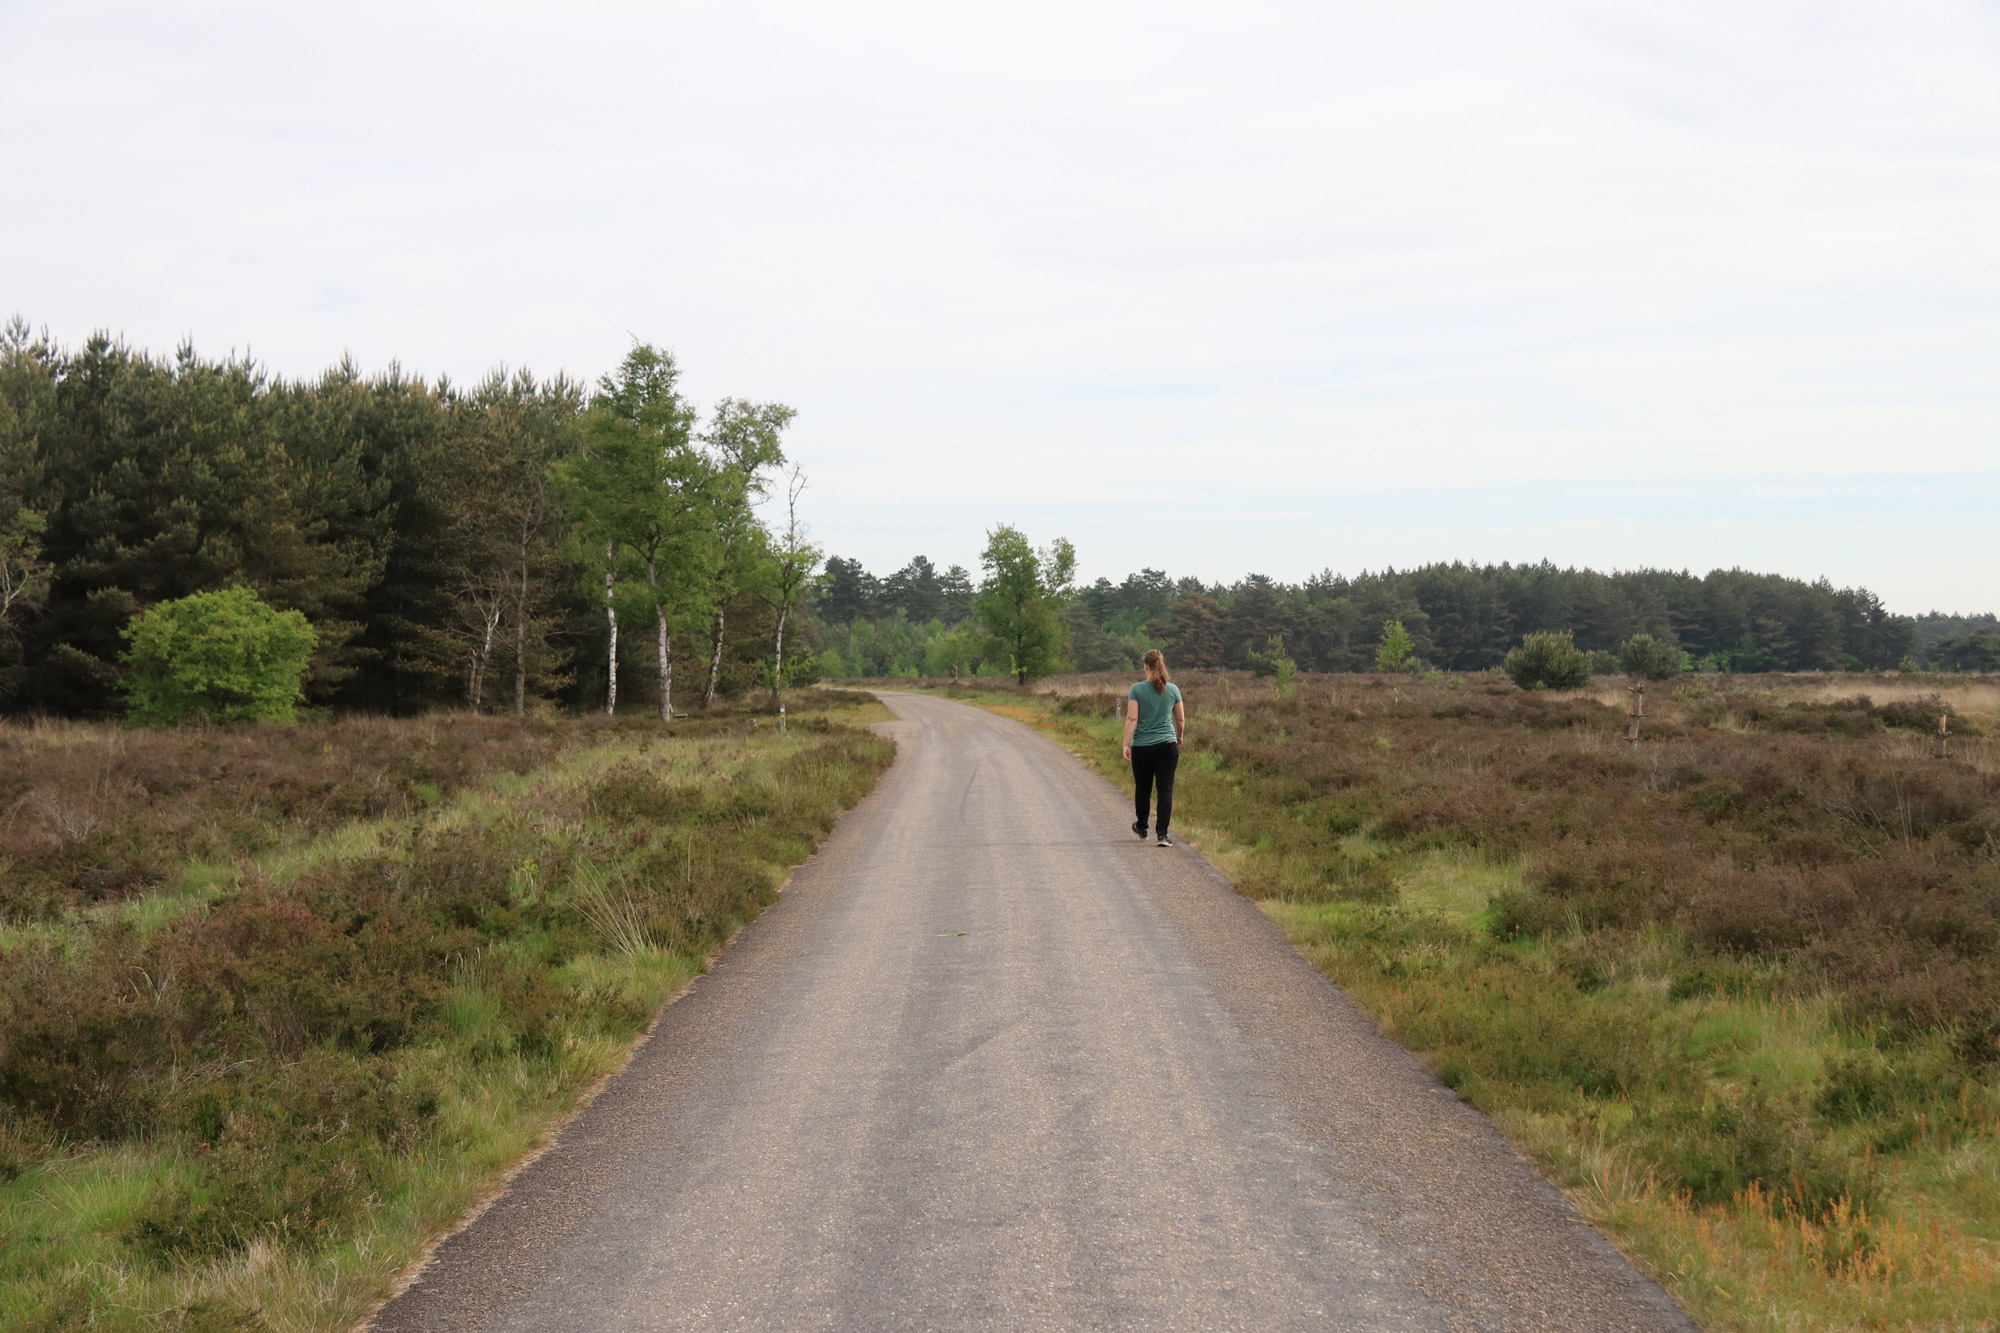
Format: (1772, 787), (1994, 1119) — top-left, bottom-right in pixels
(704, 610), (724, 709)
(772, 603), (789, 703)
(657, 610), (672, 720)
(649, 556), (672, 720)
(469, 605), (499, 711)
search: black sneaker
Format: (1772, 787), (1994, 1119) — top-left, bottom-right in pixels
(1132, 820), (1148, 839)
(1156, 832), (1173, 847)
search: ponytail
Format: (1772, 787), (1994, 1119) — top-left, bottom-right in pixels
(1142, 649), (1170, 694)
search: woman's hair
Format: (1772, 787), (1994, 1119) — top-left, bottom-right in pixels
(1142, 649), (1170, 694)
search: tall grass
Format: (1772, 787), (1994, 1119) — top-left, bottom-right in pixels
(567, 861), (654, 958)
(0, 694), (893, 1330)
(973, 671), (2000, 1333)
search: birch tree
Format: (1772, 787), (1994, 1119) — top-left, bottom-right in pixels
(561, 347), (698, 714)
(760, 466), (820, 702)
(697, 398), (791, 708)
(449, 369), (582, 715)
(561, 344), (713, 719)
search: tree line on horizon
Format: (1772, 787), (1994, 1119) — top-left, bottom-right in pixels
(812, 551), (1998, 681)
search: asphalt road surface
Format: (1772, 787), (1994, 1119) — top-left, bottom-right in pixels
(371, 691), (1695, 1332)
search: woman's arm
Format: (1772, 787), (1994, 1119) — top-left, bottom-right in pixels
(1172, 699), (1186, 744)
(1123, 699), (1138, 761)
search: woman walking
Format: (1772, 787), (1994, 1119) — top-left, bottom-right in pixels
(1124, 648), (1185, 847)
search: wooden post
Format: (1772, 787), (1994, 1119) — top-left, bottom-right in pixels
(1934, 712), (1950, 760)
(1625, 681), (1645, 744)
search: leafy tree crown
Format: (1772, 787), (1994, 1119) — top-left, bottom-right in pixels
(974, 525), (1074, 683)
(1375, 619), (1416, 672)
(122, 587), (317, 725)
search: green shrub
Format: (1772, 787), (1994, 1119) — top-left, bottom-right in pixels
(1585, 649), (1622, 675)
(122, 587), (317, 726)
(1246, 635), (1297, 693)
(1504, 629), (1591, 690)
(1620, 633), (1683, 680)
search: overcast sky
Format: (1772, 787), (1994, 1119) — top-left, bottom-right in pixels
(4, 0), (1996, 611)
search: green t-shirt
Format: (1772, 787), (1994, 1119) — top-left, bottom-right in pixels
(1128, 680), (1182, 747)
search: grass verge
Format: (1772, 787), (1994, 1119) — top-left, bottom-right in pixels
(930, 672), (2000, 1333)
(0, 693), (894, 1331)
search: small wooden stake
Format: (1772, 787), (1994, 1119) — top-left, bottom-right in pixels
(1934, 712), (1950, 760)
(1625, 681), (1645, 744)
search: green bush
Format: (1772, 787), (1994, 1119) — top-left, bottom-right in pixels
(1584, 649), (1622, 675)
(1620, 633), (1683, 680)
(122, 587), (316, 726)
(1246, 634), (1297, 693)
(1504, 629), (1591, 690)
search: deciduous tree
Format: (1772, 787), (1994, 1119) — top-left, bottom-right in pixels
(758, 466), (821, 700)
(699, 397), (792, 707)
(122, 586), (317, 725)
(1375, 619), (1416, 672)
(975, 525), (1073, 683)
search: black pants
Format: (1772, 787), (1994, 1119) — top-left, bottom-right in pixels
(1131, 741), (1179, 834)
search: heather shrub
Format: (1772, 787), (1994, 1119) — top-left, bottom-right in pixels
(1660, 1081), (1876, 1216)
(0, 1115), (50, 1183)
(167, 888), (465, 1059)
(1813, 1047), (1961, 1124)
(133, 1052), (426, 1257)
(0, 713), (636, 917)
(1056, 689), (1123, 718)
(1877, 693), (1971, 734)
(589, 764), (705, 824)
(0, 937), (171, 1138)
(1495, 849), (1679, 936)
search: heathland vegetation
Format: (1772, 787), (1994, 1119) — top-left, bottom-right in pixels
(944, 671), (2000, 1331)
(0, 694), (891, 1329)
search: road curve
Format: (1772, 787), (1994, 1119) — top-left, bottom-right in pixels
(371, 691), (1694, 1332)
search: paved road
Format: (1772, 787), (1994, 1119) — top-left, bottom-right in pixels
(372, 692), (1695, 1332)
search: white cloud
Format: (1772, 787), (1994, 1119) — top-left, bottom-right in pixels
(3, 0), (1996, 608)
